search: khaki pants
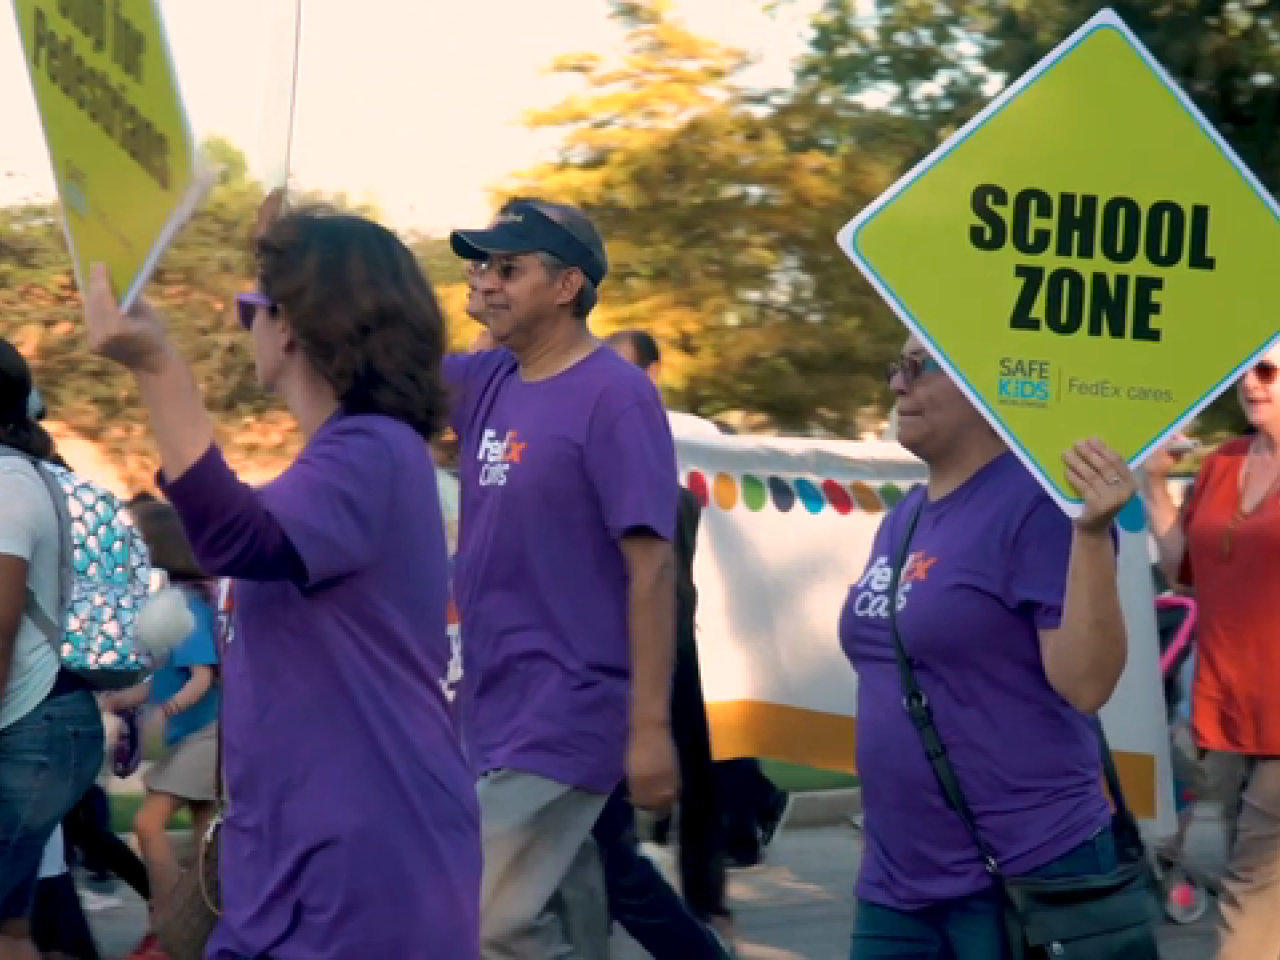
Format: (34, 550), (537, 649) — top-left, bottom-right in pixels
(1206, 754), (1280, 960)
(478, 770), (610, 960)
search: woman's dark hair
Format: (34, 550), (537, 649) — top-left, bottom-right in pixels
(0, 338), (53, 461)
(255, 208), (448, 440)
(130, 500), (206, 581)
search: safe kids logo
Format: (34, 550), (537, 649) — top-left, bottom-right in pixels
(996, 356), (1052, 409)
(851, 549), (938, 619)
(477, 428), (526, 487)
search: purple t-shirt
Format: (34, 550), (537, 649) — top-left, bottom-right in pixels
(162, 414), (481, 959)
(839, 453), (1110, 910)
(446, 347), (677, 795)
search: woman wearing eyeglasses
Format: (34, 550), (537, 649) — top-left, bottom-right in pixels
(843, 336), (1139, 959)
(79, 197), (482, 959)
(1143, 347), (1280, 960)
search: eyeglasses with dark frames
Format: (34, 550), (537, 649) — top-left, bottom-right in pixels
(886, 352), (943, 388)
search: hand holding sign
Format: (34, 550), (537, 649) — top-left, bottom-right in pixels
(1063, 437), (1137, 535)
(1141, 434), (1197, 482)
(253, 188), (287, 248)
(12, 0), (199, 311)
(84, 263), (171, 374)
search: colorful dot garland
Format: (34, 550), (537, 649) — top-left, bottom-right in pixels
(683, 471), (1149, 528)
(683, 470), (907, 514)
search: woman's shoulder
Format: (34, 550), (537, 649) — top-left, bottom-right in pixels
(0, 454), (43, 486)
(0, 456), (54, 521)
(317, 414), (434, 467)
(1199, 435), (1251, 476)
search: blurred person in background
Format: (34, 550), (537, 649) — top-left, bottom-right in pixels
(33, 824), (100, 960)
(605, 331), (790, 870)
(606, 331), (734, 930)
(1143, 342), (1280, 960)
(466, 259), (498, 353)
(101, 501), (220, 960)
(80, 198), (482, 959)
(0, 338), (105, 960)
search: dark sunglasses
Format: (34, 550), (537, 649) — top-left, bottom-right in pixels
(235, 291), (276, 331)
(886, 352), (942, 388)
(1253, 360), (1278, 386)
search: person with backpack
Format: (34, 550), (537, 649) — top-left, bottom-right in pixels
(101, 500), (220, 960)
(0, 338), (105, 960)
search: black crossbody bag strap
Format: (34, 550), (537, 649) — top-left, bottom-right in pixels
(888, 498), (1142, 879)
(887, 498), (1003, 876)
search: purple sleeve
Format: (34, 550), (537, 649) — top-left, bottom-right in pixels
(253, 419), (399, 588)
(160, 446), (306, 583)
(584, 390), (678, 542)
(1004, 499), (1074, 630)
(1004, 499), (1121, 630)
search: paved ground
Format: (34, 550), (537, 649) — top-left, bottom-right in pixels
(86, 817), (1225, 959)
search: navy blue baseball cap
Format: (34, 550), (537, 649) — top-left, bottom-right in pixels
(450, 200), (608, 287)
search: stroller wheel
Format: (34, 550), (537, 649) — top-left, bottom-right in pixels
(1162, 869), (1210, 925)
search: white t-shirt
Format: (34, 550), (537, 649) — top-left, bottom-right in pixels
(39, 824), (67, 879)
(667, 409), (722, 438)
(437, 467), (460, 556)
(0, 458), (61, 730)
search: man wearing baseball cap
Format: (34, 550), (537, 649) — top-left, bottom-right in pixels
(446, 198), (680, 958)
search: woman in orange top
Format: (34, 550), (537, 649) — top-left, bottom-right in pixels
(1145, 346), (1280, 960)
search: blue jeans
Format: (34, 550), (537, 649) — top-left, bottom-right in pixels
(0, 687), (104, 921)
(850, 828), (1118, 959)
(593, 787), (729, 959)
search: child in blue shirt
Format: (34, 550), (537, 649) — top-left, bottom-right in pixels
(102, 500), (220, 952)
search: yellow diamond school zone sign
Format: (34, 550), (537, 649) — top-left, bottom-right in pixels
(11, 0), (200, 310)
(837, 8), (1280, 516)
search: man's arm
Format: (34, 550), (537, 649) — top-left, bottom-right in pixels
(621, 532), (679, 811)
(584, 383), (681, 811)
(621, 533), (677, 730)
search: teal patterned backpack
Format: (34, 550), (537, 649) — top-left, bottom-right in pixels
(0, 449), (154, 689)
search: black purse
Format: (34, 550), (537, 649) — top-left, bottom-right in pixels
(886, 500), (1162, 959)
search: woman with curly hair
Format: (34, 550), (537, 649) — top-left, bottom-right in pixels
(80, 197), (482, 959)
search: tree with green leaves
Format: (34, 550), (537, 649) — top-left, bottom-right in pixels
(503, 0), (907, 434)
(0, 138), (475, 488)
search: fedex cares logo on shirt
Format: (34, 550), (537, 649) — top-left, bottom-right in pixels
(477, 428), (527, 488)
(851, 551), (937, 619)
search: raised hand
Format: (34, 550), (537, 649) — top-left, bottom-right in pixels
(83, 263), (171, 375)
(1063, 437), (1137, 534)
